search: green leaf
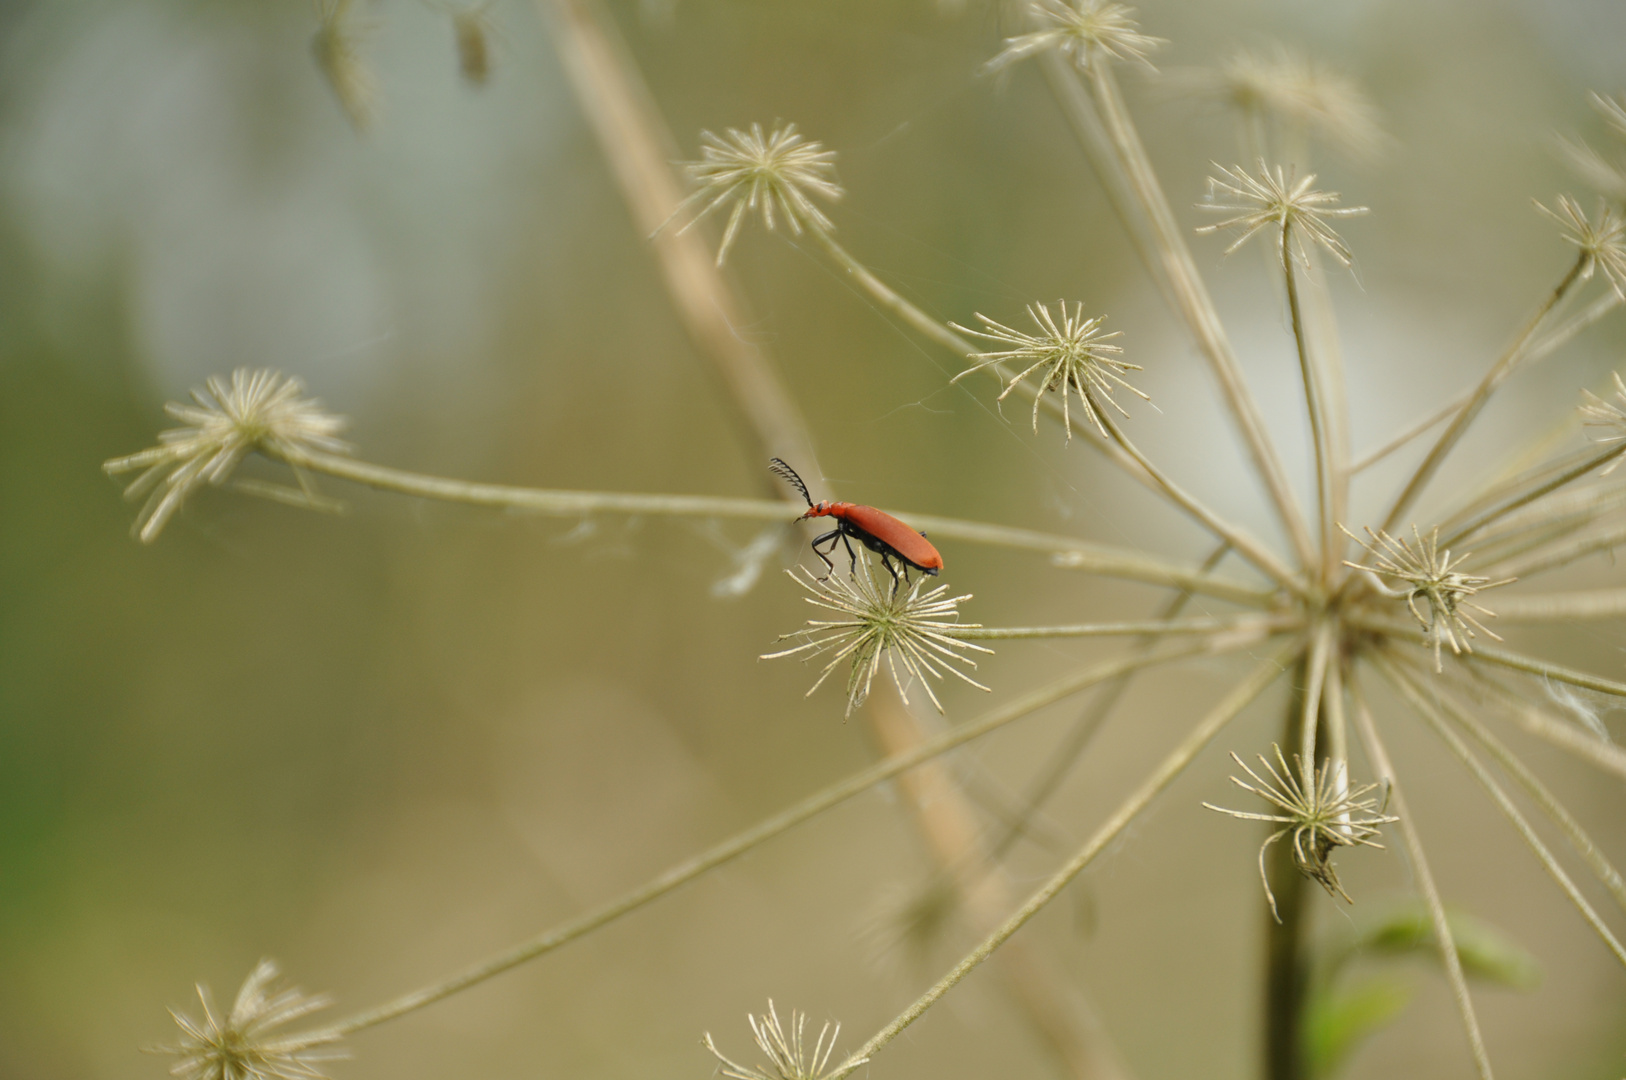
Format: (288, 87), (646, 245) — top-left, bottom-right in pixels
(1360, 904), (1541, 990)
(1304, 975), (1413, 1079)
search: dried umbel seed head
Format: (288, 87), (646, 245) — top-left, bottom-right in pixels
(762, 563), (990, 718)
(103, 369), (351, 543)
(149, 960), (344, 1080)
(1580, 371), (1626, 471)
(702, 1000), (862, 1080)
(986, 0), (1165, 73)
(668, 122), (843, 266)
(1171, 43), (1385, 160)
(1536, 195), (1626, 297)
(1204, 747), (1398, 920)
(311, 0), (378, 130)
(950, 301), (1144, 441)
(1343, 525), (1515, 672)
(1197, 161), (1369, 267)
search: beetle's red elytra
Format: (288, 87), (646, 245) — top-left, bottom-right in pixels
(769, 458), (943, 585)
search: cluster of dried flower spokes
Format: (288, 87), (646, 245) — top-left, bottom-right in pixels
(149, 960), (343, 1080)
(704, 1000), (862, 1080)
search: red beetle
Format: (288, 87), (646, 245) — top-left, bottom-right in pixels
(769, 458), (943, 586)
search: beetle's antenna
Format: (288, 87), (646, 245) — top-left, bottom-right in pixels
(769, 458), (815, 508)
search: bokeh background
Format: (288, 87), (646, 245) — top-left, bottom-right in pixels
(3, 1), (1626, 1078)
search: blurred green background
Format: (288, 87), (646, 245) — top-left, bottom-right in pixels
(2, 1), (1626, 1078)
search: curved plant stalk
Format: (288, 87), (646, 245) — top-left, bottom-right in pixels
(1381, 253), (1590, 532)
(1344, 614), (1626, 699)
(269, 446), (1271, 604)
(1297, 619), (1335, 785)
(1440, 441), (1626, 548)
(957, 614), (1297, 640)
(1378, 655), (1626, 970)
(1488, 520), (1626, 582)
(824, 648), (1297, 1080)
(308, 640), (1231, 1039)
(1347, 676), (1494, 1080)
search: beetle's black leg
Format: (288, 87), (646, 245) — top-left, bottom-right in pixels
(839, 528), (861, 576)
(810, 529), (841, 579)
(875, 551), (900, 592)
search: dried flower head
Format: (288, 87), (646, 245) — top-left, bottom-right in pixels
(1559, 92), (1626, 203)
(1204, 747), (1398, 920)
(150, 960), (344, 1080)
(1579, 371), (1626, 472)
(987, 0), (1165, 73)
(1344, 526), (1515, 672)
(669, 123), (843, 266)
(103, 369), (351, 543)
(1196, 161), (1369, 267)
(702, 1000), (861, 1080)
(1535, 195), (1626, 297)
(950, 301), (1144, 441)
(1171, 43), (1385, 160)
(312, 0), (378, 130)
(762, 564), (991, 718)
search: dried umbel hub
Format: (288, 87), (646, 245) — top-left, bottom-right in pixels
(986, 0), (1165, 73)
(950, 301), (1144, 441)
(1197, 161), (1369, 267)
(702, 1000), (862, 1080)
(150, 960), (344, 1080)
(1344, 526), (1514, 672)
(1205, 748), (1398, 920)
(762, 563), (990, 718)
(103, 369), (350, 543)
(670, 122), (843, 266)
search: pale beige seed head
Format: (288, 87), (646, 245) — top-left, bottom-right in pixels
(103, 369), (351, 543)
(1343, 525), (1514, 672)
(1579, 371), (1626, 473)
(1204, 747), (1398, 920)
(986, 0), (1165, 74)
(1536, 195), (1626, 297)
(312, 0), (378, 130)
(1170, 43), (1385, 160)
(762, 564), (990, 718)
(702, 1000), (862, 1080)
(1197, 161), (1369, 268)
(949, 301), (1143, 442)
(150, 960), (344, 1080)
(669, 122), (843, 266)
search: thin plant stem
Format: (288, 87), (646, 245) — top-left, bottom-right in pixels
(1298, 619), (1334, 787)
(986, 542), (1234, 862)
(1491, 588), (1626, 621)
(1434, 446), (1601, 539)
(1347, 677), (1494, 1080)
(1420, 671), (1626, 916)
(826, 648), (1297, 1080)
(1350, 289), (1620, 476)
(1489, 521), (1626, 582)
(538, 0), (823, 483)
(1281, 226), (1337, 580)
(1381, 253), (1589, 532)
(1378, 655), (1626, 970)
(1454, 668), (1626, 783)
(956, 614), (1297, 639)
(1441, 441), (1626, 548)
(1265, 653), (1312, 1080)
(1345, 615), (1626, 699)
(1094, 409), (1306, 595)
(306, 641), (1223, 1038)
(270, 446), (1272, 605)
(1077, 62), (1316, 569)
